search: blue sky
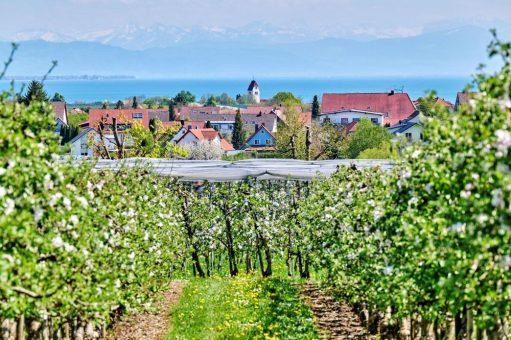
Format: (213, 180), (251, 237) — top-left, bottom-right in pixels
(1, 0), (510, 39)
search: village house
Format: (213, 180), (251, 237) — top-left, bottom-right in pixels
(321, 92), (416, 126)
(170, 121), (206, 143)
(87, 108), (168, 130)
(243, 125), (277, 151)
(52, 101), (68, 134)
(387, 111), (423, 141)
(176, 128), (234, 153)
(319, 109), (385, 126)
(454, 92), (471, 111)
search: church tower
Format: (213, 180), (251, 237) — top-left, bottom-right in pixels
(247, 80), (261, 104)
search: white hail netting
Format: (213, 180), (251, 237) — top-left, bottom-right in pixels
(76, 158), (395, 182)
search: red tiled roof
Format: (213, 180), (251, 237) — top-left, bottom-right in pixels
(182, 128), (234, 151)
(344, 121), (358, 134)
(322, 93), (416, 126)
(220, 139), (235, 152)
(435, 97), (454, 109)
(88, 108), (167, 129)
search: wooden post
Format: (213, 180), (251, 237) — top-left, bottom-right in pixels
(16, 315), (25, 340)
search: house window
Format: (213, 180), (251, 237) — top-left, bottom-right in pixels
(266, 139), (272, 145)
(352, 118), (360, 122)
(212, 124), (219, 130)
(229, 125), (233, 130)
(405, 132), (412, 140)
(420, 133), (424, 140)
(133, 112), (143, 120)
(371, 118), (379, 124)
(341, 118), (349, 124)
(254, 139), (260, 145)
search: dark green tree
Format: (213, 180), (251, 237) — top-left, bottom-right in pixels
(132, 96), (138, 109)
(231, 109), (246, 149)
(115, 100), (124, 109)
(102, 102), (108, 109)
(205, 95), (218, 107)
(173, 90), (196, 105)
(59, 124), (80, 145)
(312, 95), (320, 119)
(270, 92), (302, 106)
(205, 120), (212, 128)
(21, 80), (48, 105)
(149, 118), (159, 135)
(52, 92), (65, 102)
(169, 100), (177, 121)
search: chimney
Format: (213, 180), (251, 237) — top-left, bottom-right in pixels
(255, 124), (259, 131)
(180, 119), (185, 126)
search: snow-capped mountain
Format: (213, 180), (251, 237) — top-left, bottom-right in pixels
(6, 23), (315, 50)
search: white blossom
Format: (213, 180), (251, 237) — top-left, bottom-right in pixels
(69, 215), (79, 225)
(4, 198), (15, 215)
(411, 149), (421, 159)
(0, 187), (6, 197)
(52, 236), (64, 248)
(460, 190), (471, 199)
(491, 189), (505, 208)
(448, 222), (466, 233)
(34, 207), (44, 222)
(0, 168), (6, 176)
(425, 183), (433, 194)
(499, 256), (511, 270)
(495, 129), (511, 155)
(77, 196), (88, 208)
(383, 266), (394, 275)
(49, 192), (63, 206)
(128, 252), (136, 260)
(63, 197), (71, 209)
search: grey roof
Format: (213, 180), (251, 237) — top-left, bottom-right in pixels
(389, 122), (418, 134)
(74, 158), (395, 182)
(180, 112), (278, 132)
(69, 127), (96, 144)
(148, 110), (171, 122)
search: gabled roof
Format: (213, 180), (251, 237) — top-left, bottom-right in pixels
(320, 108), (385, 116)
(248, 80), (259, 91)
(454, 92), (472, 111)
(322, 92), (416, 126)
(179, 112), (278, 132)
(344, 121), (358, 134)
(220, 139), (235, 151)
(69, 127), (97, 144)
(390, 122), (419, 134)
(51, 101), (67, 124)
(245, 125), (276, 144)
(178, 128), (234, 152)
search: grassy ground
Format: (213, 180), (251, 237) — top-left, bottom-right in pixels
(166, 275), (318, 339)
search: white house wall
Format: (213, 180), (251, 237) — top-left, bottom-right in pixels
(396, 125), (423, 142)
(320, 111), (384, 126)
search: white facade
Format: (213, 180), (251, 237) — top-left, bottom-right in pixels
(248, 81), (261, 104)
(171, 127), (188, 143)
(68, 128), (119, 158)
(210, 121), (235, 134)
(319, 110), (385, 126)
(68, 129), (99, 158)
(388, 112), (423, 142)
(177, 132), (221, 148)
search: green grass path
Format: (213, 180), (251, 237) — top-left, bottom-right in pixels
(166, 275), (318, 339)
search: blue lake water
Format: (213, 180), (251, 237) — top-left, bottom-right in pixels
(0, 77), (472, 104)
